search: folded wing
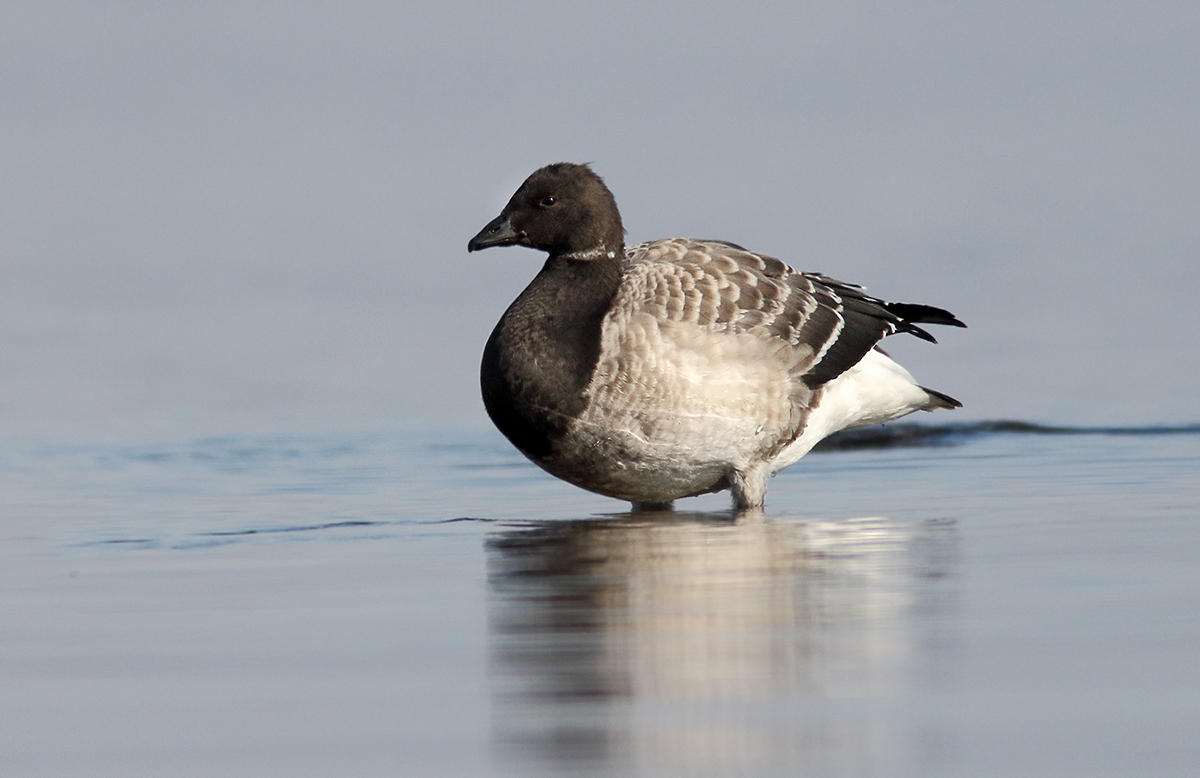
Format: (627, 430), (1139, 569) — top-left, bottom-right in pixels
(620, 238), (964, 392)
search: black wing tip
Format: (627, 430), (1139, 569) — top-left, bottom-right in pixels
(903, 323), (939, 343)
(885, 302), (967, 340)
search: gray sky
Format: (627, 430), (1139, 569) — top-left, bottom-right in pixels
(4, 1), (1197, 441)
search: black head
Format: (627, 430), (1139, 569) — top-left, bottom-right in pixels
(467, 163), (625, 258)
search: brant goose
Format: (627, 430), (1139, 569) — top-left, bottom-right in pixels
(469, 163), (964, 511)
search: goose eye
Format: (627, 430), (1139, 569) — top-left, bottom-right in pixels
(539, 195), (557, 207)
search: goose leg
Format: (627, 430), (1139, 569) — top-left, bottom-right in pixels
(730, 464), (769, 511)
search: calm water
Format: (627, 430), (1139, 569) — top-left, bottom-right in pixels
(2, 422), (1198, 777)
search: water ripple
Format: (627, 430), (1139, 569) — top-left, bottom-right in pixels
(815, 419), (1200, 451)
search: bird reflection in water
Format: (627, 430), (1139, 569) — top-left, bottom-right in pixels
(486, 510), (957, 776)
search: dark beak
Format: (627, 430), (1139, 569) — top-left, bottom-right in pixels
(468, 213), (523, 252)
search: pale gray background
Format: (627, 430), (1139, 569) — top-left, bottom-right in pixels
(5, 1), (1197, 441)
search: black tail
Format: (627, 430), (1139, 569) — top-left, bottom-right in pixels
(920, 385), (963, 410)
(884, 302), (966, 343)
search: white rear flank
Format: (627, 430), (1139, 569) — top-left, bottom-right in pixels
(773, 348), (942, 471)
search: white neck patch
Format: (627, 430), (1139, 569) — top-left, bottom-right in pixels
(559, 246), (618, 261)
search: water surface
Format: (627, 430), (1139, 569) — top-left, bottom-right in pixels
(2, 423), (1198, 776)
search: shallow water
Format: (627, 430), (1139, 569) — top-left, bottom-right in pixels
(2, 423), (1198, 776)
